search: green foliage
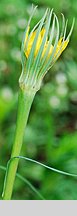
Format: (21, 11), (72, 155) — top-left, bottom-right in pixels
(0, 0), (77, 200)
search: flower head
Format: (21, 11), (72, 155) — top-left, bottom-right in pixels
(19, 6), (75, 92)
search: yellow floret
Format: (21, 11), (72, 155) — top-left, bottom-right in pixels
(24, 27), (69, 59)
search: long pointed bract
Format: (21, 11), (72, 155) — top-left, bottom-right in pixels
(30, 9), (53, 86)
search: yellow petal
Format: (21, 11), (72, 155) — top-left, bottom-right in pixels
(34, 28), (46, 56)
(42, 42), (53, 58)
(40, 28), (46, 37)
(55, 38), (69, 58)
(34, 33), (42, 56)
(24, 31), (36, 58)
(57, 37), (63, 46)
(61, 40), (69, 52)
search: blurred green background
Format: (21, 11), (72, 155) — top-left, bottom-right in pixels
(0, 0), (77, 200)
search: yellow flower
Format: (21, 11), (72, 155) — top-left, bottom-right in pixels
(24, 27), (69, 60)
(20, 7), (74, 92)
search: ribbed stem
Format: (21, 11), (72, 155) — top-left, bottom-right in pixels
(2, 87), (36, 200)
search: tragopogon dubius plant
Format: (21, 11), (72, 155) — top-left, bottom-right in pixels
(2, 6), (75, 200)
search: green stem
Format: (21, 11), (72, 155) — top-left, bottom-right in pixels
(2, 87), (36, 200)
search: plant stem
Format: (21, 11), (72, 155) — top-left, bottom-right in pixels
(2, 87), (36, 200)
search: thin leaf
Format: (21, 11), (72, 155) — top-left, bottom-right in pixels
(1, 165), (44, 200)
(10, 156), (77, 177)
